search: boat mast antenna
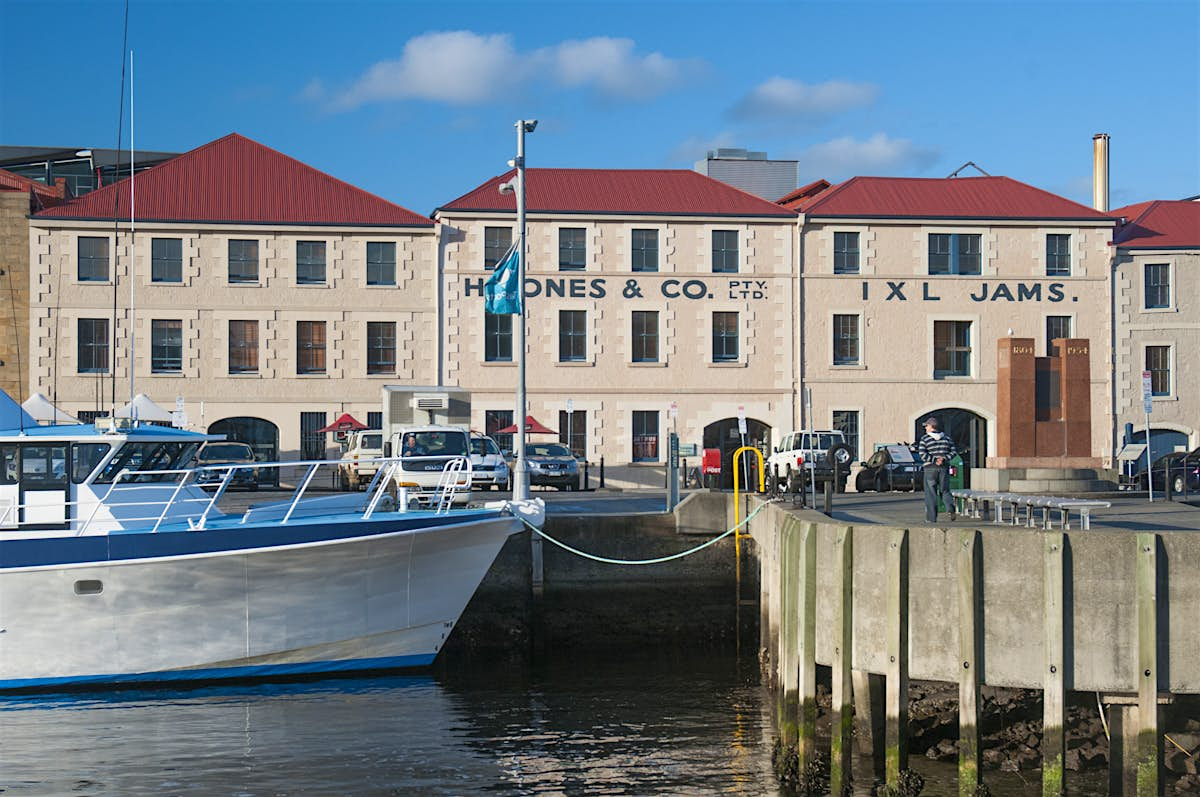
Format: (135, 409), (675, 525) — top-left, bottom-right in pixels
(109, 0), (131, 419)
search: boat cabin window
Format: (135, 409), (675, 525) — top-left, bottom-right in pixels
(94, 441), (202, 484)
(20, 445), (69, 488)
(72, 442), (113, 483)
(1, 444), (18, 485)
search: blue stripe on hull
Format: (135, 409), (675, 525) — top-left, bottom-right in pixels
(0, 510), (507, 569)
(0, 653), (438, 693)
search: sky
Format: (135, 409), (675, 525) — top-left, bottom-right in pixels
(1, 0), (1197, 217)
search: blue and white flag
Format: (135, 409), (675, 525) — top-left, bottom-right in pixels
(484, 241), (522, 315)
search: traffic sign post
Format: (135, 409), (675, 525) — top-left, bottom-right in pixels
(1142, 371), (1154, 503)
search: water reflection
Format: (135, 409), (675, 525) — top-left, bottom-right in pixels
(0, 652), (780, 796)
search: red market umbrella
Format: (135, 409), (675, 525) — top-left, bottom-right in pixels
(494, 415), (557, 435)
(315, 413), (368, 434)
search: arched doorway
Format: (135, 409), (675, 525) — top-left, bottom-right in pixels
(913, 408), (988, 480)
(703, 417), (771, 490)
(209, 417), (279, 487)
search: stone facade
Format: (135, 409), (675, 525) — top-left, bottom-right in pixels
(0, 192), (31, 399)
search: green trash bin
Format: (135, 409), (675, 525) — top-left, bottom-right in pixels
(939, 454), (965, 513)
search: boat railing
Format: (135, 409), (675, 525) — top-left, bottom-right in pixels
(59, 454), (472, 533)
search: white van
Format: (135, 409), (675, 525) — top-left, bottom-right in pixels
(469, 433), (510, 491)
(387, 425), (472, 506)
(338, 430), (383, 491)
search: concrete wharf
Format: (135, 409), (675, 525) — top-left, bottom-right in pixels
(735, 490), (1200, 796)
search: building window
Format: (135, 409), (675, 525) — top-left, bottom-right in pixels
(833, 314), (860, 365)
(297, 241), (326, 285)
(78, 237), (109, 282)
(559, 228), (586, 271)
(151, 238), (183, 283)
(632, 411), (659, 462)
(832, 410), (860, 462)
(228, 239), (258, 284)
(484, 227), (513, 270)
(712, 230), (739, 273)
(366, 242), (396, 286)
(559, 410), (586, 458)
(297, 321), (327, 374)
(300, 412), (327, 460)
(149, 320), (183, 374)
(228, 320), (258, 374)
(631, 229), (658, 272)
(77, 318), (109, 373)
(485, 313), (513, 362)
(559, 310), (586, 362)
(928, 233), (981, 275)
(833, 232), (859, 274)
(367, 411), (382, 429)
(1144, 263), (1170, 309)
(367, 321), (396, 375)
(934, 320), (972, 378)
(486, 409), (514, 457)
(1045, 315), (1072, 356)
(712, 312), (739, 362)
(1146, 346), (1170, 396)
(1046, 234), (1071, 277)
(631, 310), (659, 363)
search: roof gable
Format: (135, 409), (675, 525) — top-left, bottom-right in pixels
(33, 133), (433, 227)
(437, 168), (796, 218)
(1110, 200), (1199, 249)
(800, 176), (1114, 221)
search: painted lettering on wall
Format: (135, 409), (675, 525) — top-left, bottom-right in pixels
(860, 281), (1070, 303)
(463, 277), (769, 302)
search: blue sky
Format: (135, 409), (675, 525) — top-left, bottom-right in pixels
(1, 0), (1197, 216)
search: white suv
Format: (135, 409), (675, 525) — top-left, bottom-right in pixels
(338, 430), (383, 491)
(766, 430), (853, 493)
(469, 433), (510, 491)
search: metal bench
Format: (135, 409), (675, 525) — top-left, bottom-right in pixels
(950, 489), (1110, 530)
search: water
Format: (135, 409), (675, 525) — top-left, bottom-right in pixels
(0, 651), (781, 796)
(0, 649), (1118, 796)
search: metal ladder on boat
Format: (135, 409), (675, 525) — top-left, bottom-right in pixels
(434, 457), (471, 513)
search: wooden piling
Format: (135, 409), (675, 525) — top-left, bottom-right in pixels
(957, 529), (983, 797)
(1042, 532), (1066, 797)
(1136, 533), (1159, 796)
(778, 517), (799, 745)
(796, 521), (818, 771)
(830, 525), (854, 796)
(885, 528), (909, 788)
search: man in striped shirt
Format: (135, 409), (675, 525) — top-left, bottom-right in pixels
(918, 416), (958, 523)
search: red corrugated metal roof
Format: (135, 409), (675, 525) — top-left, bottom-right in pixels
(436, 168), (796, 218)
(33, 133), (433, 226)
(777, 179), (832, 208)
(1110, 201), (1199, 249)
(0, 168), (64, 198)
(799, 176), (1114, 220)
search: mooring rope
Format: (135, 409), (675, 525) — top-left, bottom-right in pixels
(517, 500), (769, 566)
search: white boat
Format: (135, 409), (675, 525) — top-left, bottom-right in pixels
(0, 414), (542, 691)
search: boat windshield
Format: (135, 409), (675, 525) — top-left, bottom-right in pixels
(94, 440), (203, 484)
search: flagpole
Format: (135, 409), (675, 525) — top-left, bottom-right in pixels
(512, 119), (536, 501)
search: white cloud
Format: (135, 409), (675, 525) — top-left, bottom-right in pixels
(322, 31), (698, 111)
(729, 77), (879, 121)
(794, 133), (940, 178)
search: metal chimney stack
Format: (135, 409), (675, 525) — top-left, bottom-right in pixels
(1092, 133), (1110, 211)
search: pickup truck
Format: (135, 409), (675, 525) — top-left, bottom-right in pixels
(766, 430), (853, 494)
(338, 430), (383, 491)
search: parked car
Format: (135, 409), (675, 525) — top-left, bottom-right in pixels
(526, 442), (580, 490)
(194, 441), (259, 491)
(1137, 447), (1200, 495)
(338, 430), (383, 491)
(469, 433), (510, 491)
(854, 444), (921, 492)
(766, 430), (852, 493)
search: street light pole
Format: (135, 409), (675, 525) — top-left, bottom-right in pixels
(512, 119), (536, 501)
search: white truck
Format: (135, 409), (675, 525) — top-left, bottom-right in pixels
(337, 429), (383, 491)
(385, 424), (473, 507)
(766, 429), (853, 494)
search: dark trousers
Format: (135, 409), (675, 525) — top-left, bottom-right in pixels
(923, 465), (949, 522)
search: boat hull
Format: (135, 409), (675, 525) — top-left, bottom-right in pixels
(0, 511), (518, 690)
